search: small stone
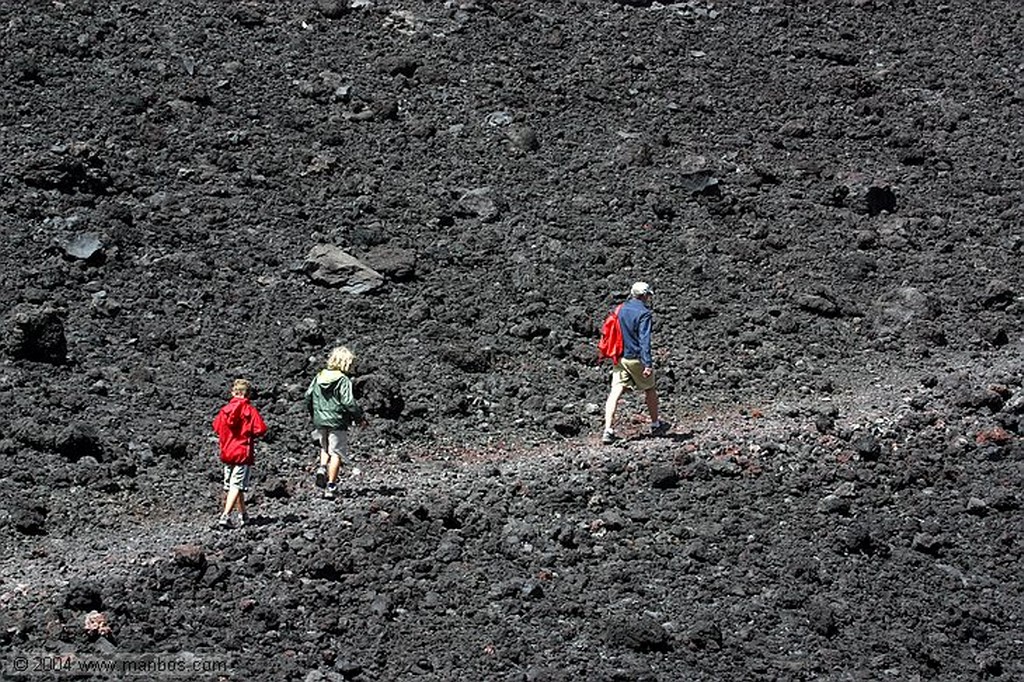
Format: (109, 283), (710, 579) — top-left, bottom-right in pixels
(807, 601), (838, 637)
(832, 482), (856, 498)
(172, 544), (207, 568)
(852, 434), (881, 460)
(291, 317), (324, 347)
(317, 0), (348, 19)
(90, 291), (122, 318)
(3, 304), (67, 364)
(54, 423), (104, 462)
(966, 497), (989, 516)
(12, 502), (47, 536)
(505, 125), (539, 152)
(650, 466), (679, 489)
(366, 246), (417, 282)
(64, 581), (104, 610)
(817, 494), (851, 515)
(454, 187), (503, 223)
(484, 110), (513, 126)
(264, 477), (292, 499)
(814, 414), (835, 433)
(794, 292), (840, 317)
(708, 457), (742, 477)
(778, 119), (811, 138)
(551, 415), (581, 437)
(60, 232), (105, 262)
(976, 427), (1012, 445)
(683, 620), (723, 650)
(911, 532), (942, 555)
(604, 614), (670, 652)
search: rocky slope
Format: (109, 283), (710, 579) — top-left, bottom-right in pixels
(2, 0), (1023, 680)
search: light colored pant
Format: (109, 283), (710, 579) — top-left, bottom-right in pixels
(222, 464), (251, 492)
(612, 358), (656, 391)
(317, 427), (349, 459)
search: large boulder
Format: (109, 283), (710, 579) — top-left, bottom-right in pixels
(304, 245), (384, 294)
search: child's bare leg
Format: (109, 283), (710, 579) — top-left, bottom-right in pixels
(327, 453), (342, 485)
(223, 487), (241, 516)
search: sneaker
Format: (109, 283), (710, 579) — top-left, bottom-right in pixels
(650, 420), (671, 436)
(314, 465), (327, 489)
(323, 484), (337, 500)
(601, 429), (617, 445)
(235, 512), (248, 528)
(217, 514), (231, 529)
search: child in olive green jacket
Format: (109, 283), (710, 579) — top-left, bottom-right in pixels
(304, 346), (367, 499)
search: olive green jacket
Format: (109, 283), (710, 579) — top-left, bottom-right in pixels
(304, 369), (363, 429)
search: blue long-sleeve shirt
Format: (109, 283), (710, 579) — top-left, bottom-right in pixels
(618, 298), (653, 367)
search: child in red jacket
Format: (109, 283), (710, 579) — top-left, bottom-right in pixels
(212, 379), (267, 528)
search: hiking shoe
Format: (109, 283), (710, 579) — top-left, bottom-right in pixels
(314, 465), (327, 489)
(650, 420), (672, 436)
(236, 512), (248, 528)
(323, 484), (337, 500)
(601, 429), (617, 445)
(217, 514), (231, 529)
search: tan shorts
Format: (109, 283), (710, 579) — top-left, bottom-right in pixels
(612, 358), (656, 391)
(317, 427), (349, 459)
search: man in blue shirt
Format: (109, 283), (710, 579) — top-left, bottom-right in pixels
(603, 281), (671, 444)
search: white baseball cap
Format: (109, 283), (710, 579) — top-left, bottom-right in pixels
(630, 281), (653, 297)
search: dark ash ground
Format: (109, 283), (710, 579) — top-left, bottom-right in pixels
(2, 1), (1024, 680)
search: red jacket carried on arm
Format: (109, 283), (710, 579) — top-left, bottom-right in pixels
(212, 397), (267, 466)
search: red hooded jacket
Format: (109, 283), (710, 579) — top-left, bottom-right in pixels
(212, 397), (268, 466)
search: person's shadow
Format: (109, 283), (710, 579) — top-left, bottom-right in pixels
(644, 429), (693, 443)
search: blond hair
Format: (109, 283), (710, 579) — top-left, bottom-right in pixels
(326, 346), (355, 373)
(231, 379), (251, 397)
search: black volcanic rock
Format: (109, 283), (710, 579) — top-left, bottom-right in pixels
(3, 305), (67, 364)
(2, 1), (1024, 680)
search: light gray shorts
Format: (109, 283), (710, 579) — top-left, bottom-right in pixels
(317, 427), (349, 459)
(223, 464), (252, 492)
